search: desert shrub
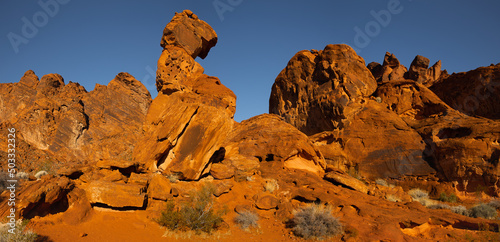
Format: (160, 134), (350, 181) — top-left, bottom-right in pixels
(468, 203), (498, 219)
(292, 204), (342, 239)
(427, 203), (451, 210)
(438, 192), (458, 203)
(487, 200), (500, 210)
(157, 183), (226, 233)
(408, 189), (429, 200)
(450, 205), (470, 216)
(234, 211), (259, 229)
(0, 220), (38, 242)
(16, 172), (29, 180)
(420, 198), (438, 207)
(264, 179), (279, 193)
(375, 179), (388, 187)
(386, 194), (400, 202)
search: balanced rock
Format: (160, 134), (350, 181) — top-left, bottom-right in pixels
(160, 10), (217, 59)
(134, 10), (235, 180)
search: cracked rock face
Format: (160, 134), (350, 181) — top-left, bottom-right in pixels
(431, 63), (500, 120)
(0, 71), (152, 170)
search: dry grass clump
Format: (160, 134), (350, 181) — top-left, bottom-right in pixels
(450, 205), (470, 216)
(468, 203), (497, 219)
(292, 204), (342, 239)
(0, 220), (38, 242)
(487, 200), (500, 210)
(408, 188), (429, 200)
(234, 211), (259, 229)
(157, 184), (226, 233)
(375, 179), (388, 187)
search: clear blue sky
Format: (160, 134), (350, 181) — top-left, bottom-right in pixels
(1, 0), (499, 122)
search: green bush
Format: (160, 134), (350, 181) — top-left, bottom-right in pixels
(157, 183), (226, 233)
(438, 192), (458, 203)
(468, 203), (498, 219)
(234, 211), (259, 229)
(0, 220), (38, 242)
(292, 204), (342, 239)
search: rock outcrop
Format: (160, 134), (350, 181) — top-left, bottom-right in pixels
(0, 71), (151, 170)
(270, 46), (434, 179)
(375, 76), (500, 187)
(431, 63), (500, 120)
(271, 46), (500, 185)
(368, 52), (407, 84)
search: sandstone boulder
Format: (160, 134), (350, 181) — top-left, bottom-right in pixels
(223, 114), (326, 176)
(270, 44), (377, 135)
(96, 159), (137, 170)
(128, 173), (151, 186)
(147, 173), (172, 201)
(133, 92), (234, 180)
(160, 10), (217, 59)
(324, 170), (369, 194)
(82, 181), (146, 208)
(254, 194), (279, 210)
(210, 163), (235, 180)
(0, 177), (81, 219)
